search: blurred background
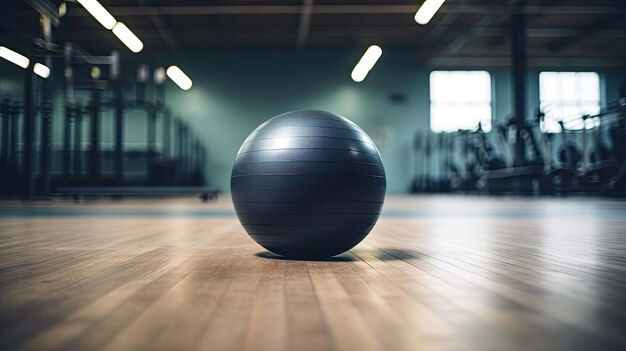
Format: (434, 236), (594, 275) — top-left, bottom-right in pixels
(1, 0), (625, 197)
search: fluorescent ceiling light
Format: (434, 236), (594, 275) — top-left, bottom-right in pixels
(166, 66), (192, 90)
(415, 0), (446, 25)
(351, 45), (382, 83)
(76, 0), (117, 30)
(112, 22), (144, 53)
(0, 46), (30, 69)
(33, 63), (50, 78)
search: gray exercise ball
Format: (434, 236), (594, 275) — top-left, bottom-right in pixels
(231, 110), (386, 258)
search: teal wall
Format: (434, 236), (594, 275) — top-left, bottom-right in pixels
(157, 49), (625, 192)
(160, 48), (429, 193)
(1, 47), (625, 192)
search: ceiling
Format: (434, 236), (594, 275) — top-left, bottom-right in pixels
(2, 0), (626, 67)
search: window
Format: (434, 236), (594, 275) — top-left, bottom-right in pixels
(430, 71), (492, 133)
(539, 71), (601, 132)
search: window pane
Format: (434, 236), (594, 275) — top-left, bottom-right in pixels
(429, 71), (492, 133)
(580, 73), (600, 102)
(560, 73), (576, 102)
(430, 71), (446, 102)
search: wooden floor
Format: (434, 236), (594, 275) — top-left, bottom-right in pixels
(1, 195), (625, 351)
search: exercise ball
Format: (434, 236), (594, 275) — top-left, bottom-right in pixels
(231, 110), (386, 258)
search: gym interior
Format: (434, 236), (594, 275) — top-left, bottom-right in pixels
(1, 0), (626, 350)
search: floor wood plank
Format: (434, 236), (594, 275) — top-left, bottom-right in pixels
(0, 195), (624, 351)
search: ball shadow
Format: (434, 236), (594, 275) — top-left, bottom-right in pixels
(255, 251), (355, 262)
(255, 248), (422, 262)
(368, 248), (423, 261)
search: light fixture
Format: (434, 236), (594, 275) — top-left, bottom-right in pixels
(59, 2), (67, 17)
(91, 66), (101, 79)
(351, 45), (382, 83)
(33, 63), (50, 78)
(154, 67), (166, 85)
(415, 0), (446, 25)
(112, 22), (144, 53)
(76, 0), (117, 30)
(0, 46), (30, 69)
(166, 66), (192, 90)
(137, 64), (149, 82)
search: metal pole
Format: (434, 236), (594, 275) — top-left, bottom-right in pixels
(136, 65), (147, 102)
(182, 125), (188, 179)
(63, 43), (73, 177)
(63, 43), (74, 102)
(10, 102), (20, 166)
(111, 51), (124, 183)
(163, 108), (171, 161)
(176, 118), (184, 182)
(1, 99), (9, 164)
(39, 15), (53, 194)
(89, 90), (101, 181)
(74, 103), (83, 177)
(156, 84), (170, 160)
(511, 1), (527, 167)
(22, 63), (37, 196)
(113, 88), (124, 183)
(63, 104), (72, 176)
(148, 106), (156, 171)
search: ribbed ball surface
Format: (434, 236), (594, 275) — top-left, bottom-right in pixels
(231, 110), (386, 258)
